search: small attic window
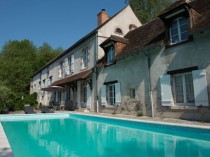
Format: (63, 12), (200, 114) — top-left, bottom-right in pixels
(115, 28), (123, 35)
(129, 24), (137, 31)
(170, 17), (188, 44)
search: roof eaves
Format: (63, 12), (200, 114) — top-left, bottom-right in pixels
(32, 5), (130, 78)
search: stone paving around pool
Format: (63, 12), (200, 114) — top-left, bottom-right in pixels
(0, 124), (14, 157)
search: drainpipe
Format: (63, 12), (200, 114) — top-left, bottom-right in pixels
(95, 33), (99, 114)
(144, 52), (154, 118)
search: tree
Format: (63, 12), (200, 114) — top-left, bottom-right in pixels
(126, 0), (173, 24)
(0, 40), (62, 110)
(35, 42), (62, 71)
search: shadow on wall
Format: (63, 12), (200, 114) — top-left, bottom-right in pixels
(99, 52), (153, 116)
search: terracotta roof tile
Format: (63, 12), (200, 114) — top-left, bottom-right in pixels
(113, 0), (210, 60)
(115, 18), (165, 60)
(51, 69), (92, 86)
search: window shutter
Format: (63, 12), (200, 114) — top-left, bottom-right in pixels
(87, 49), (90, 67)
(101, 85), (106, 105)
(47, 78), (50, 86)
(192, 69), (209, 106)
(65, 58), (69, 75)
(115, 83), (121, 105)
(86, 84), (91, 107)
(81, 52), (83, 69)
(160, 75), (173, 106)
(71, 55), (74, 73)
(58, 67), (62, 78)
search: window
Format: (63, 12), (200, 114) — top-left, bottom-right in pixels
(66, 85), (71, 101)
(101, 82), (121, 106)
(43, 79), (46, 88)
(49, 76), (53, 85)
(130, 89), (135, 99)
(82, 49), (88, 69)
(115, 28), (123, 35)
(70, 55), (74, 73)
(81, 82), (87, 103)
(170, 17), (188, 44)
(39, 81), (41, 90)
(58, 92), (61, 101)
(59, 61), (64, 78)
(129, 24), (137, 31)
(107, 47), (115, 65)
(34, 84), (36, 91)
(173, 73), (194, 104)
(160, 69), (209, 107)
(107, 84), (115, 105)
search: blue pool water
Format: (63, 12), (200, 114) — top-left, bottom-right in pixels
(1, 114), (210, 157)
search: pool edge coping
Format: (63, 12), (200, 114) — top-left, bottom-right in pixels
(0, 112), (210, 130)
(70, 112), (210, 130)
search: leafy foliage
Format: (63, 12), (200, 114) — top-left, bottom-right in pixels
(0, 40), (62, 111)
(126, 0), (173, 23)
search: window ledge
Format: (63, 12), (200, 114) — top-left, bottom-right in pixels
(166, 36), (193, 49)
(81, 67), (88, 71)
(171, 105), (198, 110)
(104, 105), (116, 108)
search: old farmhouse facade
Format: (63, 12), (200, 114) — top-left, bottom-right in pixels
(31, 0), (210, 121)
(30, 6), (141, 112)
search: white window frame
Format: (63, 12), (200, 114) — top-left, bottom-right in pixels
(172, 72), (194, 106)
(107, 84), (115, 105)
(107, 46), (115, 65)
(170, 17), (188, 44)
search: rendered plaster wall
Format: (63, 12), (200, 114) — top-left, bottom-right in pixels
(150, 29), (210, 121)
(97, 52), (150, 115)
(30, 35), (96, 106)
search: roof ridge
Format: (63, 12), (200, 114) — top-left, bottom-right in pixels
(32, 5), (130, 77)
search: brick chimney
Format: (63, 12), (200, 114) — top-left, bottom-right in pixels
(97, 9), (109, 26)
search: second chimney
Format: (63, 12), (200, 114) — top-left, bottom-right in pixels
(97, 9), (109, 26)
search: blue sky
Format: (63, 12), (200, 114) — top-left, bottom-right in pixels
(0, 0), (126, 50)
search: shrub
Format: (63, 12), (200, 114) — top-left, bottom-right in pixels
(137, 111), (143, 117)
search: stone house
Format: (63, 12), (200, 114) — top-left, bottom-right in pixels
(30, 6), (141, 111)
(97, 0), (210, 121)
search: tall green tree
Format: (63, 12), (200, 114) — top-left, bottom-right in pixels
(126, 0), (173, 23)
(35, 42), (62, 71)
(0, 40), (62, 110)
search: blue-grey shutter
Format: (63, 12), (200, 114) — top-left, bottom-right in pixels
(86, 84), (91, 107)
(160, 75), (173, 106)
(192, 69), (209, 106)
(71, 55), (74, 73)
(115, 83), (121, 105)
(101, 85), (106, 105)
(65, 58), (69, 75)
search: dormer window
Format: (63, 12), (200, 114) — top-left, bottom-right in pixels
(107, 46), (115, 65)
(115, 28), (123, 35)
(170, 17), (188, 44)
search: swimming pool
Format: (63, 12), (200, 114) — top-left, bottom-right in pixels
(1, 114), (210, 157)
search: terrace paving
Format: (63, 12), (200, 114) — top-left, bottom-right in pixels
(0, 124), (14, 157)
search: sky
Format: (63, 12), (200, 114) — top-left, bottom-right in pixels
(0, 0), (126, 51)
